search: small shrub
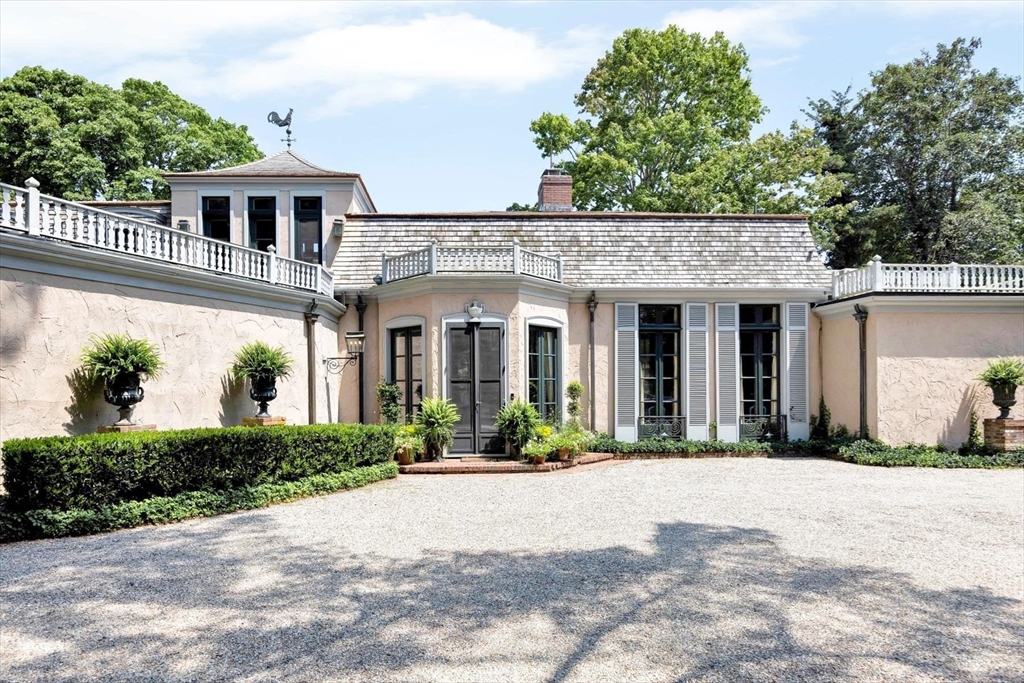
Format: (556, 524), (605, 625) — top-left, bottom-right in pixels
(495, 399), (541, 456)
(230, 341), (294, 380)
(415, 397), (459, 459)
(810, 396), (831, 440)
(566, 381), (584, 426)
(838, 440), (1023, 469)
(2, 423), (396, 512)
(587, 434), (770, 455)
(80, 333), (164, 382)
(376, 382), (403, 425)
(1, 462), (398, 543)
(976, 357), (1024, 387)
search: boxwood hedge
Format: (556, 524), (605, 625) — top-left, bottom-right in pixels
(2, 423), (396, 512)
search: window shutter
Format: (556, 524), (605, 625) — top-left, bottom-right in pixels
(614, 303), (639, 442)
(785, 302), (810, 441)
(716, 303), (740, 442)
(685, 303), (709, 440)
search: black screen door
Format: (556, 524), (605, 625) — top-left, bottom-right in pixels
(448, 325), (504, 454)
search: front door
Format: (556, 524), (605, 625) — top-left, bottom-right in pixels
(447, 324), (504, 454)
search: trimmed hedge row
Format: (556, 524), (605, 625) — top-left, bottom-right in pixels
(0, 462), (398, 543)
(2, 424), (396, 512)
(587, 435), (771, 455)
(836, 440), (1024, 468)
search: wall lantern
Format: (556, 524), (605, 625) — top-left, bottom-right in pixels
(332, 218), (345, 237)
(324, 331), (365, 373)
(176, 219), (191, 232)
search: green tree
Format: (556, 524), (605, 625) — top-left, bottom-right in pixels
(525, 27), (844, 244)
(811, 39), (1024, 265)
(0, 67), (262, 200)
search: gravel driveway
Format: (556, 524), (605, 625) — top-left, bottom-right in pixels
(2, 457), (1022, 682)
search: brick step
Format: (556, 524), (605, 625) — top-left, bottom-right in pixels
(399, 452), (615, 475)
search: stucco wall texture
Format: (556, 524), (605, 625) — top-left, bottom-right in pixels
(874, 311), (1024, 447)
(0, 268), (340, 444)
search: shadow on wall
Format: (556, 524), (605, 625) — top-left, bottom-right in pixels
(218, 373), (248, 427)
(2, 518), (1020, 681)
(940, 384), (982, 448)
(62, 368), (106, 435)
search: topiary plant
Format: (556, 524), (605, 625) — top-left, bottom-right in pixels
(566, 380), (584, 428)
(415, 397), (459, 461)
(495, 399), (541, 457)
(376, 382), (403, 425)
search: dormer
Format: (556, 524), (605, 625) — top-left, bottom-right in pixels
(163, 151), (375, 269)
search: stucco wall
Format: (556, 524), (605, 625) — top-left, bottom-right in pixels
(874, 310), (1024, 447)
(0, 267), (341, 444)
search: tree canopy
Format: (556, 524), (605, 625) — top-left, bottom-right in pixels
(521, 27), (845, 242)
(0, 67), (262, 201)
(807, 38), (1024, 266)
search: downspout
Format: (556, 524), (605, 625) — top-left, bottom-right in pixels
(853, 304), (868, 439)
(355, 294), (368, 424)
(588, 291), (597, 430)
(304, 299), (320, 425)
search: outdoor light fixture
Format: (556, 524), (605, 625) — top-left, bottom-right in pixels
(324, 331), (365, 373)
(331, 218), (345, 237)
(176, 219), (190, 232)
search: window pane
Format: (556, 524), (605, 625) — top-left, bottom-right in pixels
(249, 197), (275, 212)
(640, 356), (656, 380)
(741, 355), (756, 378)
(762, 333), (776, 354)
(297, 197), (321, 211)
(528, 354), (539, 380)
(660, 354), (677, 380)
(204, 196), (229, 211)
(544, 355), (556, 378)
(742, 377), (756, 402)
(394, 333), (406, 356)
(639, 334), (655, 355)
(544, 380), (556, 403)
(762, 378), (776, 402)
(411, 355), (422, 382)
(662, 378), (677, 403)
(450, 329), (471, 380)
(528, 380), (539, 405)
(411, 333), (422, 355)
(395, 359), (406, 381)
(740, 333), (755, 354)
(642, 379), (657, 402)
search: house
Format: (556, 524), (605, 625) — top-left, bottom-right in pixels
(1, 151), (1021, 451)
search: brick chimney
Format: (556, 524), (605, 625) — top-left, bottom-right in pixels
(537, 168), (572, 212)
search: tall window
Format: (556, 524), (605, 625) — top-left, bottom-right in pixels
(639, 305), (680, 418)
(390, 326), (422, 422)
(528, 326), (559, 422)
(201, 197), (230, 241)
(248, 196), (276, 252)
(739, 305), (780, 416)
(294, 197), (322, 264)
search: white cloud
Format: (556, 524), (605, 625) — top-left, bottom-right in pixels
(1, 4), (603, 117)
(663, 2), (822, 50)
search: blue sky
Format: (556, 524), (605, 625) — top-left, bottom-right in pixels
(2, 1), (1022, 211)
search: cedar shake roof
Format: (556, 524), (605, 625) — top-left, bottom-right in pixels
(162, 150), (360, 178)
(335, 213), (832, 291)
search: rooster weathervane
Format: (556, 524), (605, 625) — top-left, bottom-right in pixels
(267, 108), (294, 149)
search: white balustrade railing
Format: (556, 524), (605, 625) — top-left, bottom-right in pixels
(1, 179), (333, 296)
(381, 240), (562, 284)
(832, 255), (1024, 299)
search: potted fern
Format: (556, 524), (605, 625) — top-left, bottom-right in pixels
(80, 333), (165, 426)
(495, 399), (541, 458)
(977, 357), (1024, 419)
(415, 397), (459, 461)
(230, 341), (294, 418)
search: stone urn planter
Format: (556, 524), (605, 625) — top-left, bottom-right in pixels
(103, 372), (145, 426)
(249, 375), (278, 418)
(991, 383), (1018, 420)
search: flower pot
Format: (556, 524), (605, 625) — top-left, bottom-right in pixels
(992, 383), (1018, 419)
(557, 447), (571, 462)
(250, 376), (278, 418)
(398, 448), (415, 466)
(103, 372), (145, 426)
(530, 453), (547, 465)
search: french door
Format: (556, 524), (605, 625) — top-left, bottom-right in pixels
(447, 324), (505, 454)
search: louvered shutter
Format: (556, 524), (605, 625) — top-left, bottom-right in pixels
(685, 303), (709, 440)
(614, 303), (639, 442)
(716, 303), (740, 442)
(785, 302), (810, 441)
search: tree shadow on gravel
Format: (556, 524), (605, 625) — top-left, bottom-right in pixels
(1, 514), (1021, 682)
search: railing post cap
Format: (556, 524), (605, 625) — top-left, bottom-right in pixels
(513, 237), (520, 245)
(267, 245), (277, 253)
(430, 238), (437, 245)
(872, 255), (882, 262)
(25, 177), (40, 189)
(949, 261), (958, 266)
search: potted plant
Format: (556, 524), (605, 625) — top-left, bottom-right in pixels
(976, 357), (1024, 419)
(523, 439), (551, 465)
(415, 397), (459, 461)
(80, 333), (165, 426)
(495, 399), (541, 458)
(566, 380), (585, 430)
(377, 382), (403, 425)
(395, 425), (424, 465)
(230, 341), (294, 418)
